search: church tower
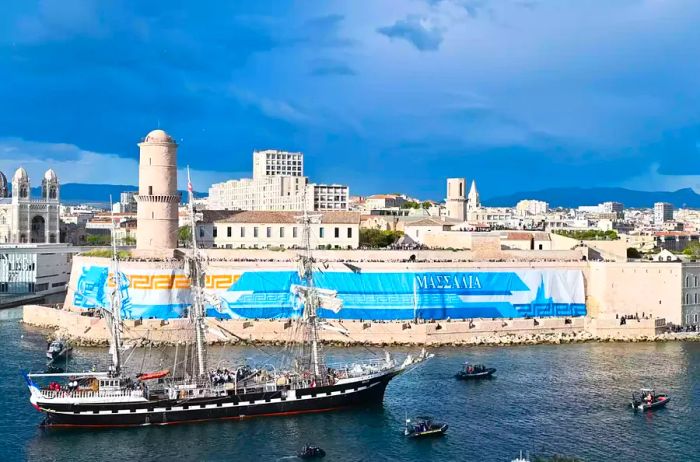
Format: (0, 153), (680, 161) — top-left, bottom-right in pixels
(135, 129), (180, 256)
(0, 171), (8, 198)
(11, 167), (30, 242)
(446, 178), (466, 221)
(467, 180), (480, 211)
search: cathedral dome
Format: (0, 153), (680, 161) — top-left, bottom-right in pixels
(144, 129), (173, 143)
(13, 167), (28, 182)
(44, 169), (58, 181)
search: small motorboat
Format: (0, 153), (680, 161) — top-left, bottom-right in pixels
(404, 416), (448, 438)
(455, 363), (495, 380)
(631, 388), (670, 411)
(46, 339), (72, 362)
(511, 450), (531, 462)
(297, 445), (326, 459)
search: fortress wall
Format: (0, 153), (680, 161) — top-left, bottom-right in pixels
(585, 261), (682, 324)
(23, 305), (589, 345)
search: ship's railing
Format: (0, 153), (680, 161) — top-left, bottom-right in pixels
(40, 389), (144, 400)
(327, 358), (393, 378)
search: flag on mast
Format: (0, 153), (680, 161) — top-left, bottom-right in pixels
(187, 166), (193, 194)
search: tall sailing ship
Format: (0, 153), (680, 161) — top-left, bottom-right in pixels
(24, 174), (431, 427)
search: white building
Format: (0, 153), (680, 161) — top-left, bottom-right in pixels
(209, 150), (348, 212)
(0, 168), (60, 244)
(196, 210), (360, 249)
(364, 194), (407, 210)
(0, 244), (81, 296)
(253, 149), (303, 178)
(654, 202), (674, 225)
(515, 200), (549, 215)
(600, 201), (624, 218)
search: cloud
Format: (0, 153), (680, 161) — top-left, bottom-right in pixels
(0, 138), (244, 190)
(621, 163), (700, 193)
(229, 89), (314, 125)
(310, 59), (356, 76)
(14, 0), (108, 43)
(458, 0), (489, 17)
(377, 15), (444, 51)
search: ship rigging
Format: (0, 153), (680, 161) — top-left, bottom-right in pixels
(23, 170), (432, 427)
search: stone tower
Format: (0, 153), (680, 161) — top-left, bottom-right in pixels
(135, 129), (179, 256)
(445, 178), (466, 221)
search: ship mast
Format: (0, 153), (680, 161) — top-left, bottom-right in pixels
(186, 167), (207, 378)
(297, 205), (324, 381)
(108, 196), (123, 376)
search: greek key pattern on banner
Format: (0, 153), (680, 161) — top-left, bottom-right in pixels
(107, 273), (238, 290)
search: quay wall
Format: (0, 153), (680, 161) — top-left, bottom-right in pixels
(24, 304), (596, 345)
(23, 304), (669, 345)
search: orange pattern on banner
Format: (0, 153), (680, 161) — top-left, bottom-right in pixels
(106, 273), (239, 290)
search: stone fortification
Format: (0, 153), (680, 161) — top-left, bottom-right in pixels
(24, 304), (687, 347)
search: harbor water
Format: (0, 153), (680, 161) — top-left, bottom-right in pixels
(2, 310), (699, 462)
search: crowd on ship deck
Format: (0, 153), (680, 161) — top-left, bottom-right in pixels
(209, 366), (253, 385)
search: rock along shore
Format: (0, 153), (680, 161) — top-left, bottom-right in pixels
(22, 304), (700, 348)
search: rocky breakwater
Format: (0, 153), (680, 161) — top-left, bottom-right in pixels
(22, 304), (700, 348)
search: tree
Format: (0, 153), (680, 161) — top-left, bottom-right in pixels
(421, 201), (432, 209)
(683, 241), (700, 258)
(626, 247), (642, 259)
(400, 201), (420, 209)
(123, 235), (136, 246)
(85, 234), (111, 246)
(178, 226), (192, 246)
(359, 228), (403, 248)
(553, 229), (618, 241)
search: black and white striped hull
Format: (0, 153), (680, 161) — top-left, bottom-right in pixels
(35, 371), (397, 428)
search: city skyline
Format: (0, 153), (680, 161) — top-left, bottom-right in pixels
(1, 1), (700, 199)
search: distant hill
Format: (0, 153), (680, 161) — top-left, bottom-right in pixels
(485, 187), (700, 209)
(27, 183), (204, 205)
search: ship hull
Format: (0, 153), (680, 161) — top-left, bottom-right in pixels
(37, 371), (397, 428)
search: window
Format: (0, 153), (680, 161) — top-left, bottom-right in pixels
(199, 228), (204, 238)
(148, 186), (153, 195)
(696, 314), (699, 324)
(240, 227), (245, 238)
(266, 227), (272, 238)
(254, 227), (259, 238)
(280, 227), (285, 238)
(293, 227), (298, 238)
(319, 227), (325, 238)
(227, 226), (232, 237)
(213, 227), (218, 238)
(686, 293), (691, 305)
(347, 227), (352, 238)
(695, 294), (698, 304)
(334, 227), (340, 238)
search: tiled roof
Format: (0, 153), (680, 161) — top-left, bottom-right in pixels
(406, 218), (451, 227)
(504, 231), (551, 241)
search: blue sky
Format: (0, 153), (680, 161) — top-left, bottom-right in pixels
(1, 0), (700, 200)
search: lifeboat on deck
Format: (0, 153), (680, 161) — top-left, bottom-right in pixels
(137, 369), (170, 381)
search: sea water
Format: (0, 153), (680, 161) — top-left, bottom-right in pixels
(2, 311), (699, 461)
